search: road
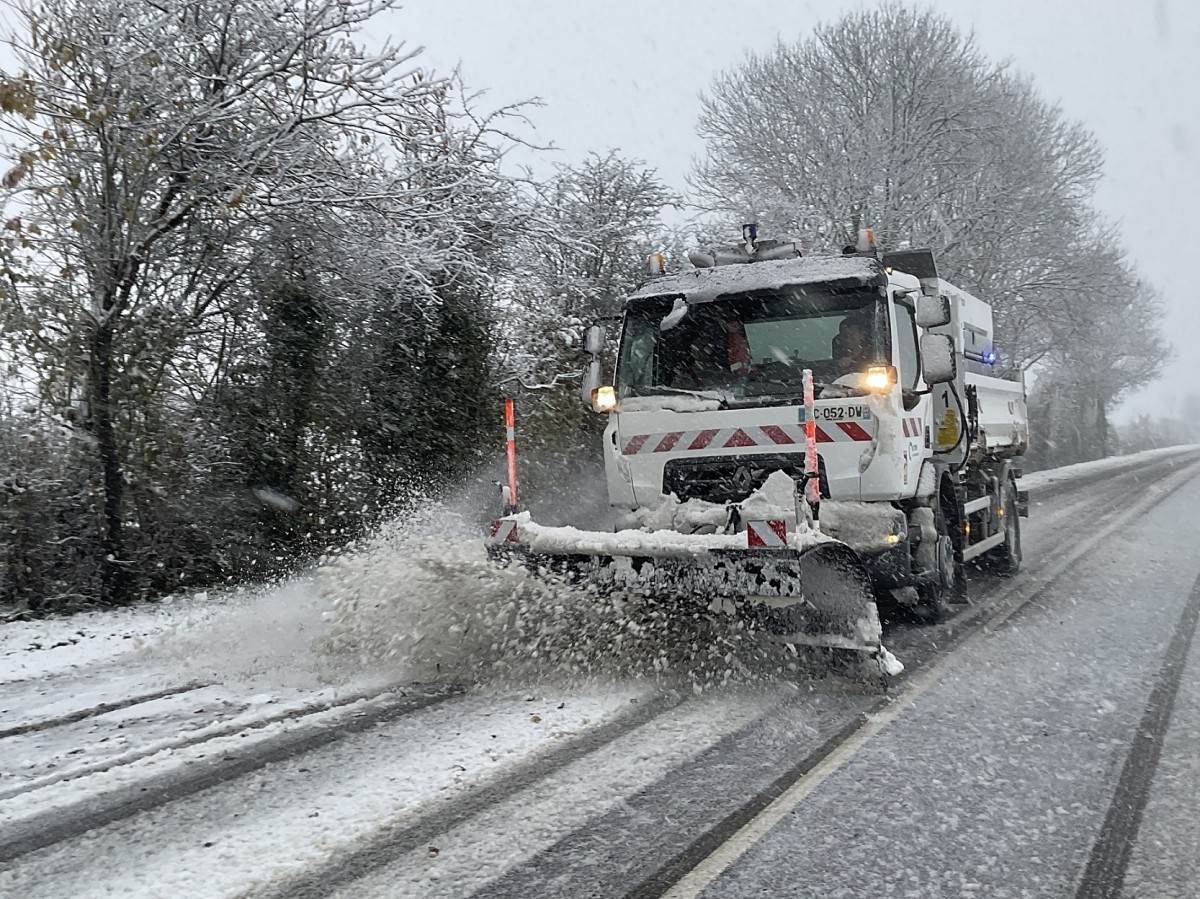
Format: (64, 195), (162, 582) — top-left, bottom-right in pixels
(1, 448), (1198, 898)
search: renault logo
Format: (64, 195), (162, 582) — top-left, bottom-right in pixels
(732, 465), (755, 492)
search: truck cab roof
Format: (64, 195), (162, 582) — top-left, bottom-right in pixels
(627, 254), (886, 307)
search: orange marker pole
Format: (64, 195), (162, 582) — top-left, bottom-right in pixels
(504, 398), (518, 515)
(803, 369), (820, 527)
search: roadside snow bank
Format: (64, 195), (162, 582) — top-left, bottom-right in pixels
(0, 589), (252, 686)
(0, 605), (180, 685)
(1018, 444), (1200, 493)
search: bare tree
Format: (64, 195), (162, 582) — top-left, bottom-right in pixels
(690, 4), (1109, 370)
(1027, 243), (1172, 466)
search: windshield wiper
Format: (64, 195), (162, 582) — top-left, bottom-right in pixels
(645, 387), (730, 407)
(724, 392), (805, 408)
(818, 381), (869, 399)
(721, 382), (849, 408)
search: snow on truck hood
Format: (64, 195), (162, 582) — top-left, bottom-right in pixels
(627, 255), (882, 306)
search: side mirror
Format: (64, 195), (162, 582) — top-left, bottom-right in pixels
(585, 325), (605, 356)
(915, 294), (951, 329)
(920, 333), (957, 385)
(581, 358), (602, 406)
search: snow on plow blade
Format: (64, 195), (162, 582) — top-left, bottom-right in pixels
(486, 533), (881, 655)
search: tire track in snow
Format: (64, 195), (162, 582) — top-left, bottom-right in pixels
(0, 681), (429, 804)
(0, 684), (461, 863)
(1074, 568), (1200, 899)
(0, 680), (211, 740)
(248, 688), (691, 899)
(465, 686), (875, 899)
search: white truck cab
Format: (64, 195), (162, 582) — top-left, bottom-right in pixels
(583, 234), (1029, 613)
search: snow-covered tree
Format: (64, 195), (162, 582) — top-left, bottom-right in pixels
(493, 152), (678, 499)
(498, 151), (679, 394)
(1026, 243), (1171, 467)
(0, 0), (517, 601)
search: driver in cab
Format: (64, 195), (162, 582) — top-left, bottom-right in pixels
(829, 313), (888, 391)
(674, 328), (728, 388)
(672, 320), (752, 389)
(832, 315), (873, 376)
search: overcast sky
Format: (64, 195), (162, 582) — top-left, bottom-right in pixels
(383, 0), (1198, 420)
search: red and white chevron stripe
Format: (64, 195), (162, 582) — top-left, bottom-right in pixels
(488, 519), (518, 543)
(746, 519), (788, 548)
(900, 416), (924, 438)
(621, 422), (872, 455)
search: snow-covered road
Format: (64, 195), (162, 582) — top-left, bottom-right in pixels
(1, 446), (1198, 897)
(673, 458), (1200, 898)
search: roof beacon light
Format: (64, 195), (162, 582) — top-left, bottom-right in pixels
(983, 349), (998, 366)
(742, 223), (758, 254)
(856, 228), (876, 254)
(646, 252), (666, 276)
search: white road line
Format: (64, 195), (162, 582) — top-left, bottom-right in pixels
(663, 460), (1200, 899)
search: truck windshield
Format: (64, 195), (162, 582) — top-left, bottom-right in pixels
(616, 284), (887, 400)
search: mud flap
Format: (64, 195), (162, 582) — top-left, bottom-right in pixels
(746, 542), (882, 654)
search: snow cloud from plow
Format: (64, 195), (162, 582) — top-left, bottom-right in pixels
(316, 506), (867, 691)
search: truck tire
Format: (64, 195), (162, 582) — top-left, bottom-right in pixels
(916, 489), (958, 621)
(985, 479), (1022, 576)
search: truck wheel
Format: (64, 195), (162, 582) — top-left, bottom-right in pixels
(986, 479), (1022, 576)
(916, 492), (958, 621)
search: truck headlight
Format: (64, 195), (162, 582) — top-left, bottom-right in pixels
(863, 365), (896, 393)
(592, 385), (618, 413)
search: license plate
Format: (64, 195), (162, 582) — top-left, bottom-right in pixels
(798, 404), (872, 422)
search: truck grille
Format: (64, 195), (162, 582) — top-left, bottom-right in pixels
(662, 453), (829, 505)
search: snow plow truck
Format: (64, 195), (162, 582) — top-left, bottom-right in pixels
(489, 227), (1029, 672)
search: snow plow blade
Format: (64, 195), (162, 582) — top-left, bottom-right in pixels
(486, 537), (881, 655)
